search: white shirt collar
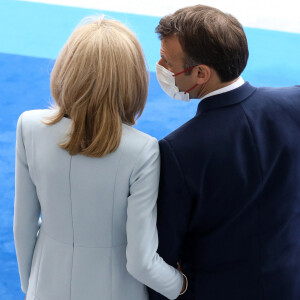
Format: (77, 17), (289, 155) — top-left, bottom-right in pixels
(199, 77), (245, 102)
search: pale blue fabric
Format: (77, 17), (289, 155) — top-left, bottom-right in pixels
(13, 109), (183, 300)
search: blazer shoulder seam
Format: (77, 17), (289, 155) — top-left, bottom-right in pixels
(129, 138), (155, 180)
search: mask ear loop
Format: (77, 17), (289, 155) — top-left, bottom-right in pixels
(172, 66), (198, 94)
(184, 83), (198, 94)
(172, 66), (195, 77)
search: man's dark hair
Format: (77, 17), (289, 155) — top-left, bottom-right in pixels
(156, 5), (249, 82)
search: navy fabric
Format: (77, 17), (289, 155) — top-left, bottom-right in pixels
(148, 82), (300, 300)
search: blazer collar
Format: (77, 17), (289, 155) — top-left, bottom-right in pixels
(195, 82), (257, 116)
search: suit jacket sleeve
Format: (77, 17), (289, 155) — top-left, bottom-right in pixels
(147, 138), (193, 299)
(126, 137), (184, 300)
(13, 112), (41, 294)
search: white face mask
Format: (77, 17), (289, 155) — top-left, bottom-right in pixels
(156, 63), (191, 102)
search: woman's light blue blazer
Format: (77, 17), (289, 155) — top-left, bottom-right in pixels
(13, 109), (183, 300)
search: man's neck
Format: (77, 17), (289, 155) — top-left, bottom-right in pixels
(197, 77), (240, 99)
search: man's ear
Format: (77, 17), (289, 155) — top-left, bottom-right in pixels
(195, 65), (211, 84)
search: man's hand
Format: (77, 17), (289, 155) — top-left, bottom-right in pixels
(177, 262), (186, 293)
(177, 262), (182, 272)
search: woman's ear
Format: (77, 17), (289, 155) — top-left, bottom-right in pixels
(196, 64), (211, 84)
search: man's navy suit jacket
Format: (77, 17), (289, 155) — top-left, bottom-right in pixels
(147, 82), (300, 300)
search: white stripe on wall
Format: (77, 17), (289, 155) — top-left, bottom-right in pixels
(19, 0), (300, 34)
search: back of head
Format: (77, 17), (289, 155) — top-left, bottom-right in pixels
(43, 16), (149, 157)
(156, 5), (249, 82)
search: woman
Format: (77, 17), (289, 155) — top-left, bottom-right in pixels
(13, 16), (187, 300)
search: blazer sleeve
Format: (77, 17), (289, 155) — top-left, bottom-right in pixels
(147, 138), (193, 299)
(126, 137), (184, 300)
(13, 112), (41, 294)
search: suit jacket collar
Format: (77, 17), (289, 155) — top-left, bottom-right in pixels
(195, 82), (257, 116)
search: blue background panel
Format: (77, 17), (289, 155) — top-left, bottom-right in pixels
(0, 0), (161, 70)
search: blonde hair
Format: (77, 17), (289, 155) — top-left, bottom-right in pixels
(42, 16), (149, 157)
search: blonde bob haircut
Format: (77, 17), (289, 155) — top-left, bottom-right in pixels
(42, 16), (149, 157)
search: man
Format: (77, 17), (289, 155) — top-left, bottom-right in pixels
(148, 4), (300, 300)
